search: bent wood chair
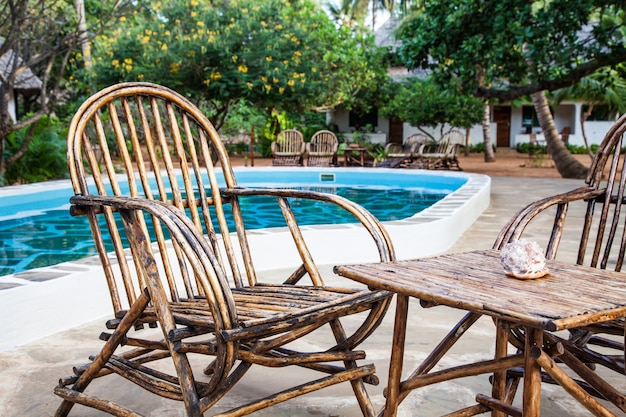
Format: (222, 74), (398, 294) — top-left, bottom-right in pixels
(306, 130), (338, 167)
(414, 129), (464, 170)
(494, 113), (626, 412)
(271, 129), (305, 166)
(380, 134), (430, 168)
(54, 82), (395, 417)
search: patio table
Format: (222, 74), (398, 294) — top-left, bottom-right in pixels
(343, 147), (370, 167)
(334, 249), (626, 417)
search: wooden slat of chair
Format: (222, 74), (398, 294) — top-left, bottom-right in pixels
(271, 129), (305, 166)
(494, 112), (626, 411)
(306, 130), (338, 166)
(56, 82), (395, 417)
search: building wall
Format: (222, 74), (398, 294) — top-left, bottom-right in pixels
(329, 104), (614, 148)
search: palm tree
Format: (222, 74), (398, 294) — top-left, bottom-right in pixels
(532, 91), (589, 179)
(326, 0), (368, 28)
(552, 66), (626, 159)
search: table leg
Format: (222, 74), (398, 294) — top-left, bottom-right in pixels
(523, 327), (543, 417)
(491, 320), (509, 417)
(384, 294), (409, 417)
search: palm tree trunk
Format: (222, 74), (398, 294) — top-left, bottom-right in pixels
(482, 103), (495, 162)
(531, 91), (588, 179)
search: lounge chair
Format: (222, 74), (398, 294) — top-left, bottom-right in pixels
(494, 113), (626, 412)
(271, 129), (305, 165)
(53, 82), (395, 417)
(414, 129), (465, 170)
(306, 130), (338, 166)
(380, 134), (430, 168)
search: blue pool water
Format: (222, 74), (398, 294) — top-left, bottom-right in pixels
(0, 168), (466, 275)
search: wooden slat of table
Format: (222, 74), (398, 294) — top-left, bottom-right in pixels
(335, 249), (626, 331)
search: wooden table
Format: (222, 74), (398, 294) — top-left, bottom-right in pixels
(334, 249), (626, 417)
(343, 147), (370, 167)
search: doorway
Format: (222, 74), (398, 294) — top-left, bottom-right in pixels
(492, 106), (511, 147)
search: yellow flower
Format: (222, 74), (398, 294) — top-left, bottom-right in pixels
(246, 82), (253, 89)
(191, 11), (197, 17)
(294, 51), (302, 57)
(170, 63), (180, 73)
(112, 59), (119, 68)
(232, 55), (238, 62)
(238, 65), (248, 73)
(264, 84), (271, 92)
(279, 87), (284, 94)
(197, 21), (204, 27)
(287, 79), (295, 87)
(261, 76), (268, 82)
(124, 58), (133, 64)
(273, 78), (278, 83)
(138, 74), (144, 80)
(119, 16), (126, 22)
(190, 0), (199, 6)
(312, 67), (317, 73)
(141, 36), (150, 44)
(265, 56), (272, 62)
(187, 50), (196, 57)
(165, 30), (171, 36)
(276, 25), (283, 30)
(203, 79), (210, 86)
(261, 21), (267, 26)
(211, 72), (222, 80)
(242, 8), (248, 13)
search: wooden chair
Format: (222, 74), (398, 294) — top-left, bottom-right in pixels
(380, 134), (430, 168)
(54, 83), (396, 417)
(494, 113), (626, 411)
(271, 129), (305, 166)
(414, 129), (464, 170)
(306, 130), (338, 166)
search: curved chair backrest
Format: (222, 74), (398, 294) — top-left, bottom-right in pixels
(67, 83), (252, 318)
(272, 129), (305, 165)
(496, 113), (626, 270)
(307, 130), (338, 166)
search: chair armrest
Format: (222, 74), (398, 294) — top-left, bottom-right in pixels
(70, 194), (235, 327)
(493, 186), (602, 255)
(222, 187), (395, 263)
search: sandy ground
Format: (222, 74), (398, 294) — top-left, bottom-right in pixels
(230, 149), (594, 178)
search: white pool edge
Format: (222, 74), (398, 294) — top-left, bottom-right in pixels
(0, 170), (490, 351)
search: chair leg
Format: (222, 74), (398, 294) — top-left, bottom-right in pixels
(54, 289), (151, 417)
(330, 318), (376, 417)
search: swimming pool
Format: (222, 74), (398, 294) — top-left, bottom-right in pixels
(0, 168), (470, 276)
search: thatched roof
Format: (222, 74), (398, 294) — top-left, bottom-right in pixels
(374, 18), (430, 81)
(0, 39), (43, 95)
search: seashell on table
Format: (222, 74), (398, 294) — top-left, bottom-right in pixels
(500, 239), (549, 279)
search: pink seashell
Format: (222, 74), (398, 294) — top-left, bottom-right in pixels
(500, 239), (548, 279)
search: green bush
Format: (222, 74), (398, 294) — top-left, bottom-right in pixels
(4, 116), (69, 185)
(469, 142), (496, 153)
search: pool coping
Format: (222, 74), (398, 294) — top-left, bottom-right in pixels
(0, 168), (490, 351)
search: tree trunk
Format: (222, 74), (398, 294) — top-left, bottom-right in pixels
(482, 103), (495, 162)
(531, 91), (588, 179)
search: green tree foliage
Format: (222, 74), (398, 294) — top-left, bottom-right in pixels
(398, 0), (626, 100)
(4, 115), (68, 184)
(380, 78), (484, 137)
(396, 0), (626, 178)
(89, 0), (390, 130)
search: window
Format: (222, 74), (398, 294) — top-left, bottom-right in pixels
(349, 109), (378, 130)
(521, 106), (540, 128)
(582, 105), (617, 121)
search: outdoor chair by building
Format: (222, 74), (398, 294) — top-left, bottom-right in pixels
(494, 113), (626, 412)
(53, 83), (395, 417)
(380, 133), (430, 168)
(271, 128), (305, 166)
(414, 129), (465, 170)
(306, 130), (338, 166)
